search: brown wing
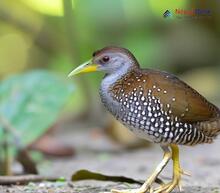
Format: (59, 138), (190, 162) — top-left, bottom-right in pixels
(141, 69), (219, 123)
(110, 69), (219, 123)
(110, 69), (220, 138)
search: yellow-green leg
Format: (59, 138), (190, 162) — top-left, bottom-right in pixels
(154, 144), (189, 193)
(110, 146), (172, 193)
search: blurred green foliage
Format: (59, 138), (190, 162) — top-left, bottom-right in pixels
(0, 70), (73, 159)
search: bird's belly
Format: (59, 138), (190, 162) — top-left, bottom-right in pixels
(126, 125), (155, 142)
(100, 85), (199, 145)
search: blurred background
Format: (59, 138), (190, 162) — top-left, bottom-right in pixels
(0, 0), (220, 183)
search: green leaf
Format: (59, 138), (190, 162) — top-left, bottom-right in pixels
(0, 70), (74, 151)
(72, 169), (142, 184)
(72, 169), (164, 185)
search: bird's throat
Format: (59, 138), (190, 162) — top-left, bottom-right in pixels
(99, 66), (133, 118)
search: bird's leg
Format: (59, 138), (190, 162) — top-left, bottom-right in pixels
(110, 146), (171, 193)
(154, 144), (186, 193)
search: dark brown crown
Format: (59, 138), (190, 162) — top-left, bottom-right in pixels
(92, 46), (140, 67)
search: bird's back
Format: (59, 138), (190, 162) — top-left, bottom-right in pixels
(103, 68), (220, 146)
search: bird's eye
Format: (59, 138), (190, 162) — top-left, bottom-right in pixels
(102, 56), (110, 63)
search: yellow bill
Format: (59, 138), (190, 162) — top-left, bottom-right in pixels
(68, 59), (98, 77)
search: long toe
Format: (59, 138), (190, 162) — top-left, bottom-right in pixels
(163, 179), (180, 193)
(153, 182), (172, 193)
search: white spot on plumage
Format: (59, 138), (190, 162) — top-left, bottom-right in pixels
(150, 126), (155, 131)
(141, 96), (145, 101)
(140, 119), (145, 124)
(165, 127), (170, 132)
(151, 118), (155, 122)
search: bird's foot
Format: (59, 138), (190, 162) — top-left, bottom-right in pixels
(153, 168), (186, 193)
(153, 178), (181, 193)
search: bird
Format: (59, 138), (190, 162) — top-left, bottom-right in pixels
(68, 46), (220, 193)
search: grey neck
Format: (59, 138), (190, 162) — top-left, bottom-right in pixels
(99, 64), (131, 118)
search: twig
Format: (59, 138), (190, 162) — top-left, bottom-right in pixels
(16, 150), (38, 174)
(0, 114), (22, 175)
(0, 114), (38, 174)
(2, 129), (12, 175)
(0, 114), (22, 148)
(0, 175), (63, 185)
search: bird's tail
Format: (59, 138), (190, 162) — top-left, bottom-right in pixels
(198, 117), (220, 139)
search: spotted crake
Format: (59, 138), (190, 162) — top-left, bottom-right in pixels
(69, 46), (220, 193)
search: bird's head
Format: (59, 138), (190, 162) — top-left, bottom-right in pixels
(68, 46), (139, 77)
